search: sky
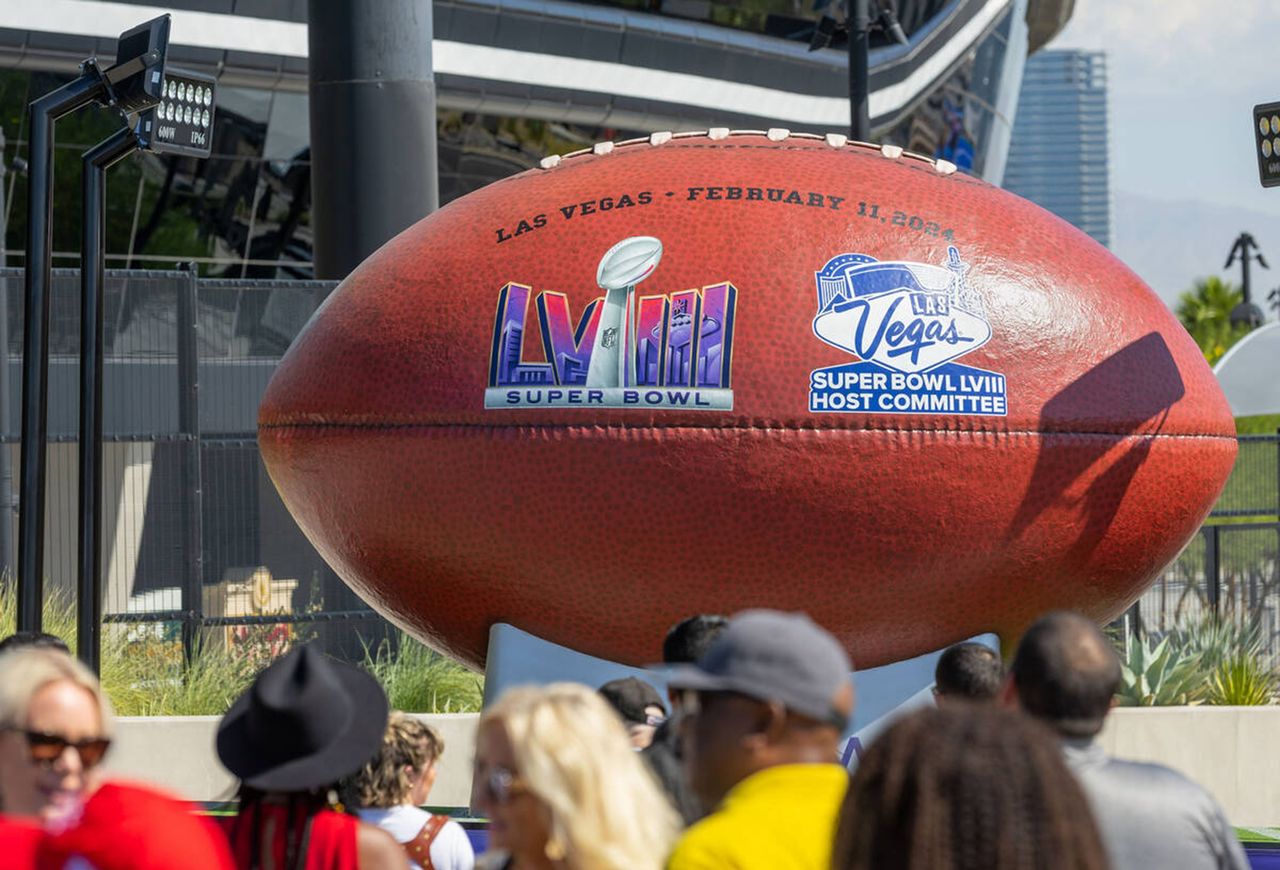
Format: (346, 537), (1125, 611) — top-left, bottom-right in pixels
(1044, 0), (1280, 305)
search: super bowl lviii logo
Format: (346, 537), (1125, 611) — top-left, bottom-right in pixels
(808, 246), (1007, 416)
(486, 236), (737, 410)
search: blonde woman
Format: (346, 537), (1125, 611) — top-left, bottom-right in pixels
(471, 682), (681, 870)
(350, 711), (475, 870)
(0, 646), (114, 824)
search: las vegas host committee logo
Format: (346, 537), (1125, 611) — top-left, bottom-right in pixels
(808, 246), (1008, 417)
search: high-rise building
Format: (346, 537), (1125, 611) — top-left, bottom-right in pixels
(1005, 49), (1112, 248)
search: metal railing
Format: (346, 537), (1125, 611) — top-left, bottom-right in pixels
(1210, 434), (1280, 519)
(1133, 521), (1280, 668)
(0, 267), (385, 663)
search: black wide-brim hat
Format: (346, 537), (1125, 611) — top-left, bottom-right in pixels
(217, 644), (389, 792)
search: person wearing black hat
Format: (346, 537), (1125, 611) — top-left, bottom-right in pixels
(598, 677), (667, 750)
(665, 609), (854, 870)
(215, 644), (407, 869)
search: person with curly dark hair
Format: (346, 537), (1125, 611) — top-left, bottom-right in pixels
(831, 704), (1108, 870)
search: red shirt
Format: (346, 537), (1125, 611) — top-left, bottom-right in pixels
(0, 814), (43, 866)
(220, 803), (362, 870)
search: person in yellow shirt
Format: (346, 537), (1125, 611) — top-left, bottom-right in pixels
(665, 609), (854, 870)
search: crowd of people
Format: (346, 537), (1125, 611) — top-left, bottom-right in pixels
(0, 608), (1253, 869)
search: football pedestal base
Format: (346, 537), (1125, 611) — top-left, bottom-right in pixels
(481, 622), (1000, 765)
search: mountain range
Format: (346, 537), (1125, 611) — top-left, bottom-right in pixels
(1113, 191), (1280, 316)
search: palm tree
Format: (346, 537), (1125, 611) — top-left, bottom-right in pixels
(1176, 277), (1251, 364)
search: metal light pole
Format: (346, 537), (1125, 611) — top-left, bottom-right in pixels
(17, 73), (113, 633)
(16, 14), (170, 637)
(849, 0), (871, 141)
(1225, 232), (1267, 329)
(78, 127), (139, 671)
(830, 0), (906, 142)
(71, 68), (216, 672)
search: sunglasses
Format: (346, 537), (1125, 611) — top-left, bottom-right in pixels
(13, 730), (111, 769)
(679, 689), (849, 733)
(477, 766), (528, 805)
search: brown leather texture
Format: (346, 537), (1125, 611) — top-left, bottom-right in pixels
(259, 133), (1236, 669)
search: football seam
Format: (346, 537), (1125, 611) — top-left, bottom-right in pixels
(258, 421), (1236, 441)
(531, 129), (972, 181)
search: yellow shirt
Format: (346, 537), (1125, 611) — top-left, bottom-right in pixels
(666, 763), (850, 870)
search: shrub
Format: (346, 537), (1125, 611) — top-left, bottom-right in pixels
(1209, 654), (1277, 706)
(361, 632), (483, 713)
(1, 581), (482, 715)
(1170, 616), (1266, 674)
(1116, 635), (1205, 706)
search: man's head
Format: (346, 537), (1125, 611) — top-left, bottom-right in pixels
(668, 610), (854, 809)
(1005, 611), (1120, 739)
(934, 642), (1003, 704)
(0, 632), (70, 657)
(662, 615), (729, 665)
(598, 677), (667, 750)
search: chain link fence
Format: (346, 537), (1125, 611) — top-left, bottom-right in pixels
(0, 267), (388, 661)
(1133, 523), (1280, 669)
(1211, 434), (1280, 518)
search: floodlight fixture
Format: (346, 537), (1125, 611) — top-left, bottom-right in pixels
(1253, 102), (1280, 189)
(103, 15), (170, 114)
(135, 67), (217, 158)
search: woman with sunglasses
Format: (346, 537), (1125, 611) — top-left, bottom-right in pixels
(0, 646), (113, 825)
(472, 683), (680, 870)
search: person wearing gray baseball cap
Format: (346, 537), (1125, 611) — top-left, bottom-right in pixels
(665, 609), (854, 870)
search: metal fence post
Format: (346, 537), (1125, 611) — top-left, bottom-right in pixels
(177, 263), (203, 664)
(1204, 524), (1221, 618)
(0, 128), (11, 580)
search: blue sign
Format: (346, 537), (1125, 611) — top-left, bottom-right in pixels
(809, 247), (1007, 417)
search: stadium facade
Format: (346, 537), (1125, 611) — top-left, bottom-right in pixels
(0, 0), (1072, 636)
(0, 0), (1075, 275)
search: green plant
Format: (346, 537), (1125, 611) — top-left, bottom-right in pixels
(0, 580), (78, 648)
(1170, 616), (1266, 673)
(1209, 654), (1277, 706)
(1176, 276), (1254, 364)
(102, 635), (258, 717)
(2, 581), (482, 716)
(1116, 635), (1206, 706)
(362, 632), (483, 714)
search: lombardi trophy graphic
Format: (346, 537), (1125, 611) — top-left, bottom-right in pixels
(587, 236), (664, 387)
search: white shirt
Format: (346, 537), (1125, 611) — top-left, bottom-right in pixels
(358, 805), (476, 870)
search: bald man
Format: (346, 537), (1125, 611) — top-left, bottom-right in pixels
(1003, 611), (1247, 870)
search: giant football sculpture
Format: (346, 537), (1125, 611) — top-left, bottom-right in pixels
(259, 131), (1236, 669)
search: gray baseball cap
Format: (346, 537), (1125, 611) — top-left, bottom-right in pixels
(667, 609), (853, 728)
